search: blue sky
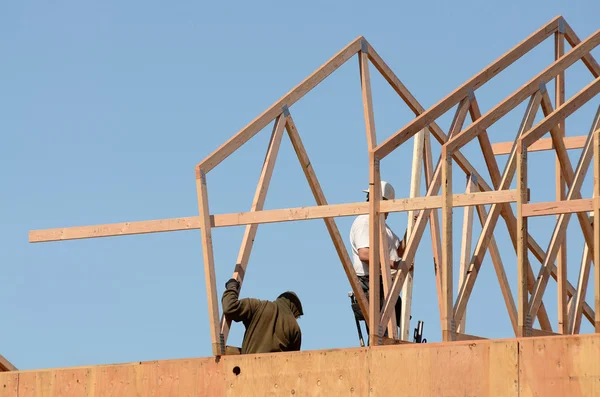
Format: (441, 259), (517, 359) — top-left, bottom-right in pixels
(1, 0), (599, 370)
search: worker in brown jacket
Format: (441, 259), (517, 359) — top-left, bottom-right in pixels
(222, 278), (303, 354)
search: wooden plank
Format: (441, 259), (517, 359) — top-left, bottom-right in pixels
(517, 139), (529, 337)
(569, 240), (592, 334)
(474, 189), (519, 335)
(564, 20), (600, 78)
(196, 168), (222, 355)
(0, 355), (16, 372)
(519, 334), (600, 396)
(369, 153), (382, 345)
(29, 190), (518, 243)
(491, 135), (587, 155)
(401, 128), (425, 340)
(197, 37), (362, 173)
(360, 47), (397, 338)
(452, 332), (488, 341)
(369, 339), (519, 396)
(522, 76), (600, 147)
(220, 115), (286, 343)
(522, 198), (593, 217)
(453, 91), (542, 326)
(448, 30), (600, 153)
(441, 146), (454, 342)
(457, 175), (475, 333)
(285, 114), (370, 325)
(527, 111), (600, 322)
(530, 328), (560, 337)
(373, 16), (561, 159)
(423, 131), (445, 321)
(556, 29), (568, 335)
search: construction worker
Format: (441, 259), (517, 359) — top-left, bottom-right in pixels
(221, 278), (303, 354)
(349, 180), (406, 329)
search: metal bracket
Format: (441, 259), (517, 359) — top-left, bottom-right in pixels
(451, 319), (457, 333)
(525, 314), (533, 337)
(282, 105), (290, 117)
(220, 333), (226, 355)
(199, 169), (207, 184)
(538, 81), (547, 94)
(469, 173), (479, 185)
(558, 19), (566, 34)
(361, 38), (368, 54)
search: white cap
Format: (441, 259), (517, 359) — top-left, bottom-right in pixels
(363, 180), (395, 200)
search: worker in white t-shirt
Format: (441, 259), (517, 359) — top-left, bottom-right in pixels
(349, 180), (406, 328)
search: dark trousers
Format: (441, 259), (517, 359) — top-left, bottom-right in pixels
(354, 275), (402, 330)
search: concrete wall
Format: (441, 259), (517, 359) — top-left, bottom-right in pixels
(1, 333), (598, 396)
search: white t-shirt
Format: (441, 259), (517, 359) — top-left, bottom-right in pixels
(349, 214), (401, 277)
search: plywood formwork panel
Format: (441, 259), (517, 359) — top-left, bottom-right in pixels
(369, 340), (519, 397)
(0, 373), (18, 397)
(221, 348), (368, 397)
(11, 358), (223, 397)
(519, 334), (600, 397)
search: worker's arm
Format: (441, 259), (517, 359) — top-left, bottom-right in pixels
(358, 247), (396, 268)
(397, 229), (408, 258)
(288, 328), (302, 352)
(221, 279), (261, 323)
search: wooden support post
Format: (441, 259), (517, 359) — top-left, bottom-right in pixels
(423, 131), (445, 320)
(220, 115), (286, 343)
(595, 127), (600, 333)
(441, 145), (454, 342)
(369, 152), (382, 345)
(360, 42), (386, 344)
(457, 174), (475, 333)
(195, 167), (222, 356)
(401, 128), (425, 340)
(517, 138), (530, 337)
(556, 26), (568, 334)
(569, 233), (593, 334)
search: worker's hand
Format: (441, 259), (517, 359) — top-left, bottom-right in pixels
(225, 278), (240, 292)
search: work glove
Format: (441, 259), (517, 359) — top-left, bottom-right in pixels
(225, 278), (240, 292)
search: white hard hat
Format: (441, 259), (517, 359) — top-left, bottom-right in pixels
(363, 180), (395, 200)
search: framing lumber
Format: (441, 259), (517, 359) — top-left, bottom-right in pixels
(491, 135), (587, 155)
(570, 235), (593, 334)
(453, 90), (543, 327)
(220, 115), (286, 342)
(526, 109), (600, 322)
(517, 139), (529, 337)
(457, 175), (475, 333)
(522, 199), (593, 217)
(595, 128), (600, 332)
(400, 128), (425, 341)
(0, 354), (17, 372)
(373, 16), (563, 159)
(447, 29), (600, 153)
(195, 168), (222, 355)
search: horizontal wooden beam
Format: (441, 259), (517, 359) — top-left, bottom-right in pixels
(0, 354), (17, 372)
(29, 190), (517, 243)
(491, 135), (587, 155)
(452, 332), (488, 341)
(372, 16), (561, 159)
(530, 328), (560, 337)
(522, 198), (593, 217)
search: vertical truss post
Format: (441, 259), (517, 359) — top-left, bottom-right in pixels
(441, 145), (455, 341)
(369, 153), (382, 345)
(556, 23), (568, 334)
(401, 128), (425, 340)
(196, 167), (223, 355)
(457, 174), (476, 333)
(517, 139), (530, 337)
